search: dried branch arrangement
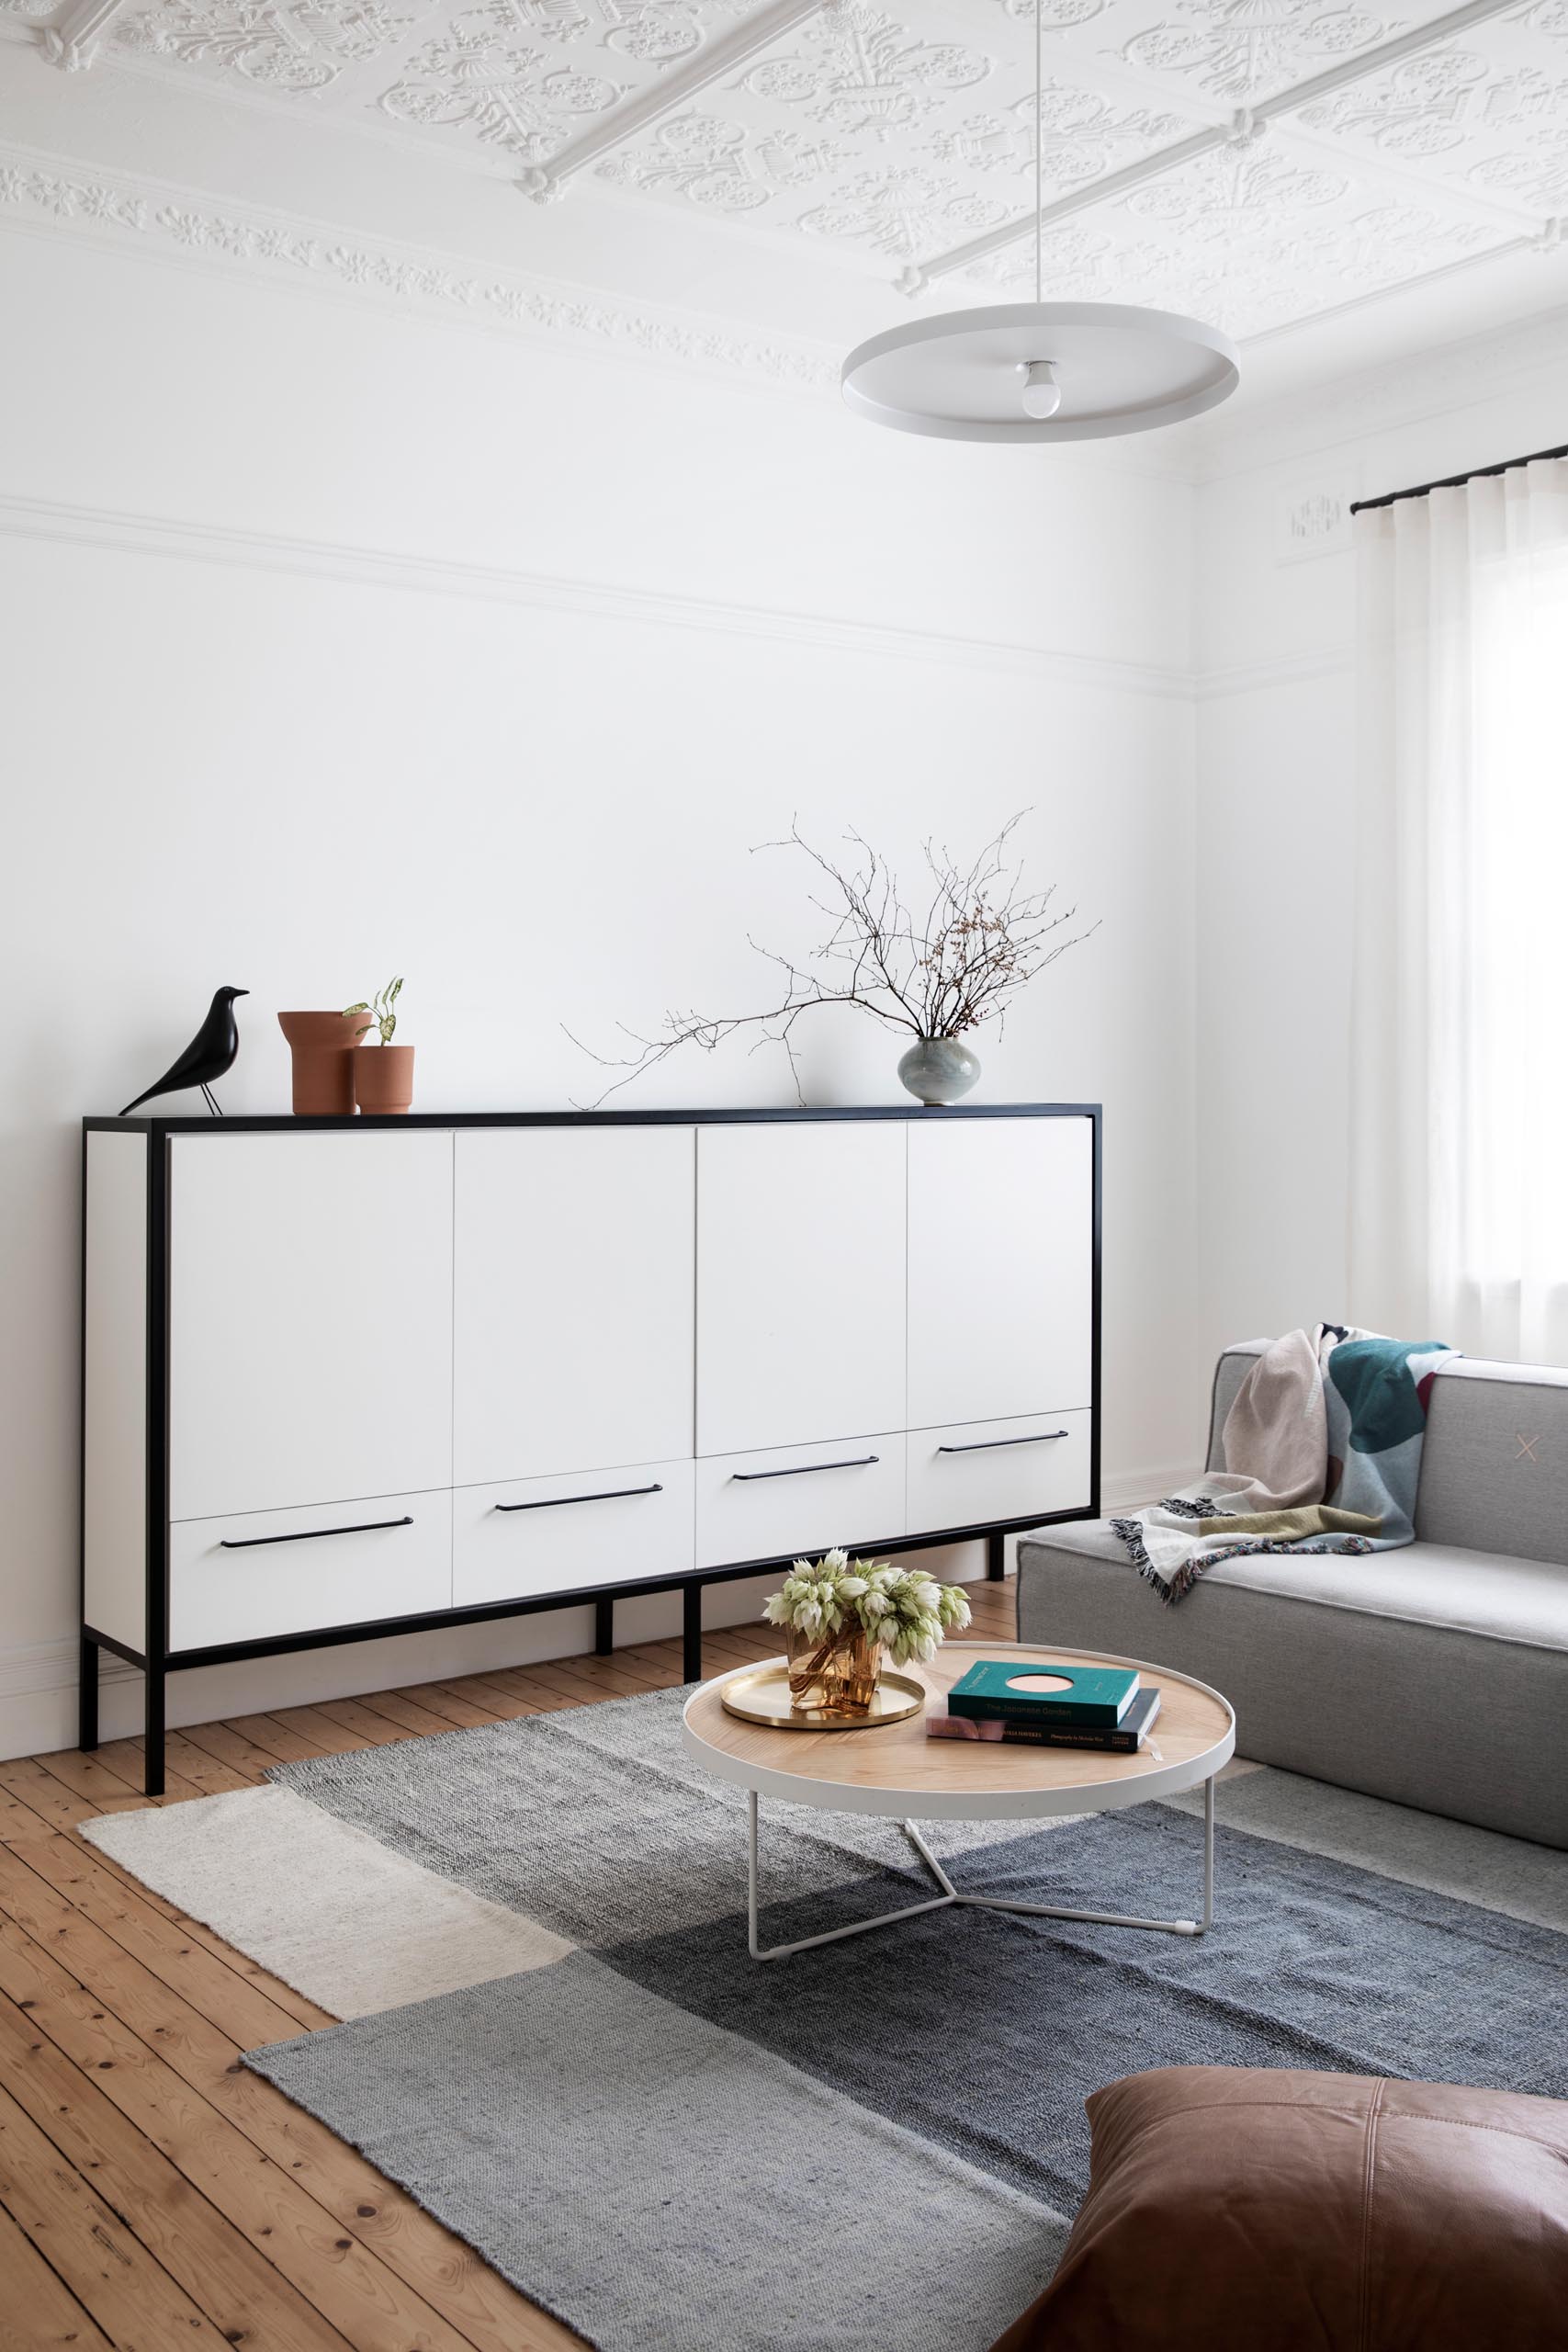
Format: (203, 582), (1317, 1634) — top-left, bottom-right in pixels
(566, 812), (1096, 1107)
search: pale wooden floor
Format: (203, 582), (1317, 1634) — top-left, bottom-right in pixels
(0, 1577), (1018, 2350)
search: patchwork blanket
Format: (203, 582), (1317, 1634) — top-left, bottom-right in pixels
(1059, 1324), (1452, 1604)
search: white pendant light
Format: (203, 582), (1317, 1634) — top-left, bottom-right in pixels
(840, 1), (1239, 445)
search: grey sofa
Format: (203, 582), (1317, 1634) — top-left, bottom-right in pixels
(1018, 1344), (1568, 1849)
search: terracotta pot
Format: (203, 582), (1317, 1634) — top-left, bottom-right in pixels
(354, 1044), (415, 1115)
(277, 1011), (363, 1115)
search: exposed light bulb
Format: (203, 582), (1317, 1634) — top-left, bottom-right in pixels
(1018, 360), (1061, 421)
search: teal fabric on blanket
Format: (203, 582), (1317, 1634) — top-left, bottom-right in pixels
(1324, 1336), (1450, 1544)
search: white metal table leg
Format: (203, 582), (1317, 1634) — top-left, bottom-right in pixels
(747, 1790), (955, 1962)
(948, 1773), (1216, 1938)
(744, 1778), (1217, 1959)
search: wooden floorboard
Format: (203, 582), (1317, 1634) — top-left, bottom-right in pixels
(1, 1577), (1017, 2350)
(0, 2192), (116, 2350)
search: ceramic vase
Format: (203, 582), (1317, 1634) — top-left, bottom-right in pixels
(897, 1035), (981, 1106)
(785, 1623), (886, 1718)
(277, 1011), (362, 1115)
(354, 1045), (416, 1115)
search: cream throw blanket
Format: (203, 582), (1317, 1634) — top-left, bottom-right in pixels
(1035, 1322), (1451, 1603)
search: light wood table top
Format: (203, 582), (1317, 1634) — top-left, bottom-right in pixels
(682, 1640), (1235, 1820)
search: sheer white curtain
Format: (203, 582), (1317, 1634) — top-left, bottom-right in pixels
(1351, 457), (1568, 1363)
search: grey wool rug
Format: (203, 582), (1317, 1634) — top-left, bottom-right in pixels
(83, 1687), (1568, 2352)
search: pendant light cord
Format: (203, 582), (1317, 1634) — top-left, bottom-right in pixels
(1034, 0), (1042, 306)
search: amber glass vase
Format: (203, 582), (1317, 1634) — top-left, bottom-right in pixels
(785, 1623), (886, 1717)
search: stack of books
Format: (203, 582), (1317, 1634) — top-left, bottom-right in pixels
(927, 1658), (1161, 1753)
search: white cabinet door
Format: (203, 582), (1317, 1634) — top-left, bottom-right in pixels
(908, 1117), (1092, 1429)
(454, 1127), (694, 1487)
(696, 1123), (907, 1457)
(170, 1489), (449, 1652)
(169, 1133), (453, 1521)
(454, 1460), (694, 1608)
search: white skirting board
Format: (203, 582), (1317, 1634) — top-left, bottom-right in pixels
(2, 1470), (1188, 1763)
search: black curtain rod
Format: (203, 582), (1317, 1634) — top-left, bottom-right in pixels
(1350, 440), (1568, 515)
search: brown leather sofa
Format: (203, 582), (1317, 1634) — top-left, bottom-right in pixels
(993, 2066), (1568, 2352)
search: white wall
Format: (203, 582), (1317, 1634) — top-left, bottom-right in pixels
(1192, 324), (1568, 1374)
(0, 224), (1201, 1758)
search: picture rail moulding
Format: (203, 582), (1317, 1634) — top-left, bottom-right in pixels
(0, 490), (1195, 701)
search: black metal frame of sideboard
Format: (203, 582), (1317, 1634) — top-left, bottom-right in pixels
(79, 1103), (1102, 1794)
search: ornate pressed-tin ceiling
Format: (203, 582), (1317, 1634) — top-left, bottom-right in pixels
(3, 0), (1564, 345)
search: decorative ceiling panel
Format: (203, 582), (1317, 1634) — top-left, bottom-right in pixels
(95, 0), (787, 167)
(1091, 0), (1408, 107)
(1288, 6), (1568, 218)
(959, 138), (1503, 335)
(978, 0), (1467, 107)
(6, 0), (1564, 349)
(594, 61), (1191, 237)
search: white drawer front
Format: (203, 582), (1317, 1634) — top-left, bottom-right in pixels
(696, 1437), (906, 1571)
(170, 1492), (450, 1652)
(454, 1462), (694, 1609)
(906, 1413), (1092, 1537)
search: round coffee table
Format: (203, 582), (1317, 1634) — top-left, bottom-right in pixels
(682, 1640), (1235, 1962)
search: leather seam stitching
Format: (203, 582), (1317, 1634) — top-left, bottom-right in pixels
(1387, 2114), (1565, 2152)
(1108, 2094), (1383, 2134)
(1104, 2098), (1562, 2148)
(1359, 2075), (1385, 2352)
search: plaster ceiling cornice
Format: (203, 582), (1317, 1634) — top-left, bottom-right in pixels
(0, 136), (842, 392)
(1183, 296), (1568, 478)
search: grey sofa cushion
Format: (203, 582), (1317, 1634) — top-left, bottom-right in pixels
(1016, 1533), (1568, 1847)
(1201, 1542), (1568, 1652)
(1206, 1343), (1568, 1570)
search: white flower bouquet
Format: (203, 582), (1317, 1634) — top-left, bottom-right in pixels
(764, 1548), (972, 1715)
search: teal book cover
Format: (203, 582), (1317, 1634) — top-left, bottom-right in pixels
(947, 1658), (1140, 1727)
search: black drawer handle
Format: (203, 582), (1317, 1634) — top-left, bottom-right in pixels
(731, 1455), (879, 1482)
(936, 1431), (1069, 1454)
(495, 1482), (663, 1513)
(219, 1515), (414, 1550)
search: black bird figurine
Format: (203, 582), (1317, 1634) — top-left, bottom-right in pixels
(119, 987), (249, 1117)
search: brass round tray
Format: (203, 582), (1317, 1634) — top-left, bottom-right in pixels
(719, 1662), (927, 1732)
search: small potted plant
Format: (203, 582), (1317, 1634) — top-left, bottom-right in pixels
(764, 1549), (972, 1719)
(345, 977), (413, 1114)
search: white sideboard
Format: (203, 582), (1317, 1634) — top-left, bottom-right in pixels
(81, 1105), (1100, 1792)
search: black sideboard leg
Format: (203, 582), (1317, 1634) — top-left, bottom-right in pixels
(144, 1660), (166, 1798)
(594, 1594), (615, 1657)
(987, 1531), (1007, 1581)
(682, 1582), (704, 1683)
(78, 1634), (99, 1751)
